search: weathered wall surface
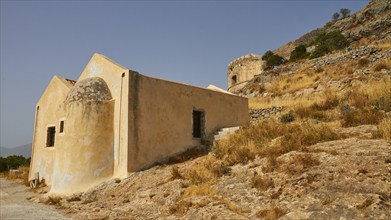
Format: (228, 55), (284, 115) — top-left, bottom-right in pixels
(51, 100), (114, 194)
(49, 77), (115, 194)
(127, 74), (249, 171)
(228, 54), (264, 93)
(29, 76), (72, 183)
(77, 54), (129, 178)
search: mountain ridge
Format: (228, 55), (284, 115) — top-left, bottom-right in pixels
(0, 144), (32, 158)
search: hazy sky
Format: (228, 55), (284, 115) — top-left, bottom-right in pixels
(1, 0), (369, 147)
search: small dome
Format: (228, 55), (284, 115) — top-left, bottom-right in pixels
(65, 77), (112, 103)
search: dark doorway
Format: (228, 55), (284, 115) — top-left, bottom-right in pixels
(46, 126), (56, 147)
(193, 110), (204, 138)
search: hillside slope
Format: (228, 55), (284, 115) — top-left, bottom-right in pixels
(35, 125), (391, 219)
(273, 0), (390, 59)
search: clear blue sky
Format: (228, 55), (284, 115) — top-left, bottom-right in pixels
(1, 0), (369, 148)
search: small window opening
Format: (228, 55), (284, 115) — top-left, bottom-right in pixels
(193, 110), (205, 138)
(231, 75), (237, 85)
(59, 121), (64, 133)
(46, 126), (56, 147)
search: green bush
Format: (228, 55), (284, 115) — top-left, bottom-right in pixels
(340, 8), (350, 18)
(0, 155), (30, 172)
(290, 45), (309, 61)
(310, 31), (348, 59)
(280, 113), (295, 123)
(262, 50), (285, 70)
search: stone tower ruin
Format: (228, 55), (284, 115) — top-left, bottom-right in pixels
(227, 54), (264, 93)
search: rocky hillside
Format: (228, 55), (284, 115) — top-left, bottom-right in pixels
(274, 0), (391, 59)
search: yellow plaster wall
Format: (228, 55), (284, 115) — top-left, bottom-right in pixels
(77, 54), (129, 177)
(29, 76), (71, 183)
(51, 101), (114, 194)
(127, 74), (249, 171)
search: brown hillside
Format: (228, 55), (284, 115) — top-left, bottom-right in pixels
(273, 0), (391, 59)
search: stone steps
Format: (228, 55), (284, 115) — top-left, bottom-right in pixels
(213, 126), (240, 141)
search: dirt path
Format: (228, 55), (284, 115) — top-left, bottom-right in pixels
(0, 178), (70, 220)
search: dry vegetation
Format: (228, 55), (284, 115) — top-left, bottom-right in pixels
(3, 165), (30, 186)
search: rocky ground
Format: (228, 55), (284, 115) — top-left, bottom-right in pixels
(31, 125), (390, 220)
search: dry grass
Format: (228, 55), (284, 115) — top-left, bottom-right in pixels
(181, 154), (232, 185)
(250, 172), (274, 191)
(213, 121), (341, 166)
(294, 105), (330, 121)
(183, 184), (217, 198)
(7, 166), (30, 186)
(170, 166), (183, 180)
(378, 116), (391, 141)
(356, 198), (374, 209)
(354, 77), (391, 111)
(217, 198), (248, 215)
(42, 196), (62, 205)
(249, 95), (320, 109)
(262, 156), (279, 173)
(246, 83), (266, 93)
(268, 72), (319, 95)
(342, 110), (384, 127)
(373, 40), (391, 51)
(256, 207), (287, 220)
(168, 200), (191, 216)
(182, 164), (216, 185)
(322, 60), (356, 79)
(213, 121), (288, 164)
(284, 154), (321, 175)
(322, 195), (335, 205)
(374, 62), (390, 72)
(340, 77), (390, 127)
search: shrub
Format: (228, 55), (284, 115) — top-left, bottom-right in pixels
(262, 50), (285, 70)
(332, 12), (340, 21)
(280, 113), (295, 123)
(357, 58), (370, 67)
(340, 8), (351, 18)
(0, 155), (30, 172)
(310, 31), (349, 59)
(290, 45), (309, 61)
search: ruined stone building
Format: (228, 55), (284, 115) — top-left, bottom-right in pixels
(228, 54), (264, 93)
(29, 54), (249, 194)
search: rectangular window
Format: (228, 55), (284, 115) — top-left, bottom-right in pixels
(193, 110), (205, 138)
(46, 126), (56, 147)
(59, 121), (64, 133)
